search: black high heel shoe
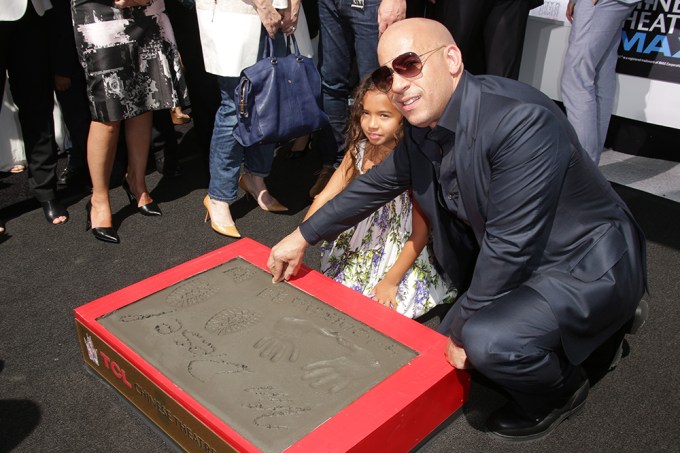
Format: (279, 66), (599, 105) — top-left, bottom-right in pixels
(122, 180), (162, 216)
(85, 201), (119, 243)
(41, 200), (69, 224)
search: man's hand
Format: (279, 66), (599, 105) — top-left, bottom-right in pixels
(378, 0), (406, 37)
(445, 337), (471, 369)
(267, 227), (308, 282)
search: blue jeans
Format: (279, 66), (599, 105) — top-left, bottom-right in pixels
(208, 34), (286, 202)
(317, 0), (380, 167)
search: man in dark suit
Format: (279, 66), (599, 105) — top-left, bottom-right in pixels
(267, 18), (646, 441)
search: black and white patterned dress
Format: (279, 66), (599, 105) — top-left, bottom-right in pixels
(71, 0), (189, 122)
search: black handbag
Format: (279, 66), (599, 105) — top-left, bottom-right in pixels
(233, 34), (329, 147)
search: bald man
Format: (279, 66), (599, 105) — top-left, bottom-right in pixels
(268, 18), (646, 441)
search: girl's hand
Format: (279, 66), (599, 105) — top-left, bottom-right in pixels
(370, 279), (399, 309)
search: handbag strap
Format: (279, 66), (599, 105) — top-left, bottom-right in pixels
(286, 34), (302, 57)
(262, 34), (276, 61)
(260, 32), (303, 61)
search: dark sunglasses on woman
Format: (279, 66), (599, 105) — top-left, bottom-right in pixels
(371, 45), (447, 93)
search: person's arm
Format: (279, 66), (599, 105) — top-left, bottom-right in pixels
(371, 198), (429, 308)
(269, 142), (412, 282)
(303, 152), (354, 221)
(565, 1), (576, 23)
(377, 0), (406, 36)
(301, 141), (411, 244)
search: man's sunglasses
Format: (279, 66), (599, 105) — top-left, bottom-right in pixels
(371, 45), (446, 93)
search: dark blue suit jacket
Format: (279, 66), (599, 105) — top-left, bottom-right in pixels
(301, 72), (646, 364)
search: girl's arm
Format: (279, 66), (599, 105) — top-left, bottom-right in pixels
(303, 152), (355, 221)
(371, 197), (430, 308)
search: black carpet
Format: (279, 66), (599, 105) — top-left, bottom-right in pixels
(1, 129), (678, 452)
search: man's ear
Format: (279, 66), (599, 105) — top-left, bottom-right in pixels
(445, 44), (463, 76)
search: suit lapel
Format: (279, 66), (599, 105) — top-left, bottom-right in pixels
(455, 74), (486, 244)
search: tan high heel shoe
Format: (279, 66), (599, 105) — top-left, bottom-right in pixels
(238, 174), (288, 212)
(203, 195), (241, 238)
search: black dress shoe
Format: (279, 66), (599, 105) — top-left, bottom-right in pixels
(122, 180), (162, 216)
(41, 200), (69, 224)
(486, 379), (589, 441)
(85, 202), (119, 244)
(626, 299), (649, 335)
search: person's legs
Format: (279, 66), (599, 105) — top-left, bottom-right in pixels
(240, 139), (287, 212)
(151, 109), (182, 178)
(87, 120), (121, 229)
(593, 0), (639, 160)
(123, 111), (154, 207)
(483, 0), (531, 79)
(461, 286), (589, 439)
(317, 0), (356, 168)
(8, 5), (64, 222)
(206, 75), (242, 229)
(56, 73), (92, 186)
(432, 0), (489, 75)
(208, 76), (242, 204)
(561, 0), (635, 163)
(349, 0), (380, 80)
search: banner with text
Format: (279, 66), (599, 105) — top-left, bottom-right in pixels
(617, 0), (680, 84)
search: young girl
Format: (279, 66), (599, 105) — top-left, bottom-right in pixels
(305, 77), (456, 319)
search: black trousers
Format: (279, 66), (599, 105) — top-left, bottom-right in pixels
(429, 0), (532, 79)
(55, 73), (91, 172)
(0, 5), (58, 202)
(440, 286), (586, 415)
(151, 110), (178, 165)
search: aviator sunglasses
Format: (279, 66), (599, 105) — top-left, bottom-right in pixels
(371, 45), (447, 93)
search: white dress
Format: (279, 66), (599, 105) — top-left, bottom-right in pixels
(320, 141), (457, 319)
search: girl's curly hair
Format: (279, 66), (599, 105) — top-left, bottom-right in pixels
(343, 76), (403, 180)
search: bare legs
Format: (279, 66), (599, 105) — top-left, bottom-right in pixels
(87, 111), (154, 230)
(87, 120), (119, 229)
(123, 112), (153, 207)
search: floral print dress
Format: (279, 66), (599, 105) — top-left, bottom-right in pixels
(72, 0), (189, 122)
(320, 141), (457, 319)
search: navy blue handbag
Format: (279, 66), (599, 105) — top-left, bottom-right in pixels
(234, 34), (329, 147)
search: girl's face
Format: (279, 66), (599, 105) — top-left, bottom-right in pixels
(360, 90), (403, 148)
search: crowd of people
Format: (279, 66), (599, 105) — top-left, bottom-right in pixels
(2, 0), (648, 444)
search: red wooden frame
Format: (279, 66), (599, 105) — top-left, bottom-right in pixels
(75, 238), (469, 452)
